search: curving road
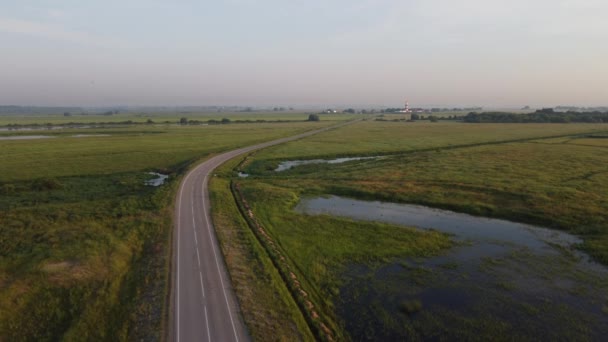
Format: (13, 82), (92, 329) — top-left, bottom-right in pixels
(170, 121), (356, 342)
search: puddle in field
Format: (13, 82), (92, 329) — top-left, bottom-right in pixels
(275, 156), (379, 172)
(0, 125), (108, 132)
(0, 127), (33, 131)
(296, 195), (608, 340)
(0, 135), (54, 140)
(71, 134), (110, 138)
(145, 172), (168, 186)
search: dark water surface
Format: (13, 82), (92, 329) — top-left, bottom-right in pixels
(296, 196), (608, 340)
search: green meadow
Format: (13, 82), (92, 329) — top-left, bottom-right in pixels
(0, 111), (357, 126)
(0, 117), (337, 341)
(2, 115), (607, 340)
(225, 121), (608, 340)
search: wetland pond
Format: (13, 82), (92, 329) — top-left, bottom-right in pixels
(296, 196), (608, 340)
(275, 156), (379, 172)
(144, 172), (168, 187)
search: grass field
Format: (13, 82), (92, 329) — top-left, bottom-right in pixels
(0, 123), (333, 181)
(3, 115), (607, 340)
(209, 159), (316, 341)
(229, 120), (608, 340)
(0, 117), (338, 340)
(0, 111), (358, 126)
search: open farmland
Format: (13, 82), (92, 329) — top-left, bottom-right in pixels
(0, 111), (358, 127)
(221, 121), (608, 340)
(0, 116), (338, 341)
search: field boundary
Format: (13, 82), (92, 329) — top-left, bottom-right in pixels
(257, 129), (608, 164)
(230, 181), (335, 341)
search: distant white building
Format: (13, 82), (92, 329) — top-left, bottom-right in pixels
(399, 99), (412, 113)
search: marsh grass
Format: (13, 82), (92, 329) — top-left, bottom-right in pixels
(0, 111), (359, 126)
(233, 181), (452, 339)
(0, 121), (333, 340)
(235, 121), (608, 340)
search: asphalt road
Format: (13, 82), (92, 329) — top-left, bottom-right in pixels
(171, 121), (356, 342)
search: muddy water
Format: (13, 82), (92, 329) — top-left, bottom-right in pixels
(296, 196), (608, 340)
(275, 156), (379, 172)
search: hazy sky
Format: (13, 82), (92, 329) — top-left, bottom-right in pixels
(1, 0), (607, 107)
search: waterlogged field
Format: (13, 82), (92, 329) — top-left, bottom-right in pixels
(0, 111), (357, 126)
(228, 121), (608, 340)
(0, 123), (331, 181)
(0, 117), (336, 340)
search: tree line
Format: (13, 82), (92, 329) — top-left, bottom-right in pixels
(463, 109), (608, 123)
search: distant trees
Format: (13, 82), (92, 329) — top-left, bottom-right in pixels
(411, 113), (420, 120)
(221, 118), (231, 124)
(308, 114), (320, 122)
(383, 108), (402, 113)
(63, 112), (71, 117)
(463, 110), (608, 123)
(343, 108), (356, 114)
(179, 117), (188, 125)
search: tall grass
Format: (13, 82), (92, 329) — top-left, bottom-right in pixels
(0, 121), (331, 340)
(234, 121), (608, 339)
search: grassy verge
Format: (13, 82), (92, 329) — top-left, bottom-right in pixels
(209, 157), (315, 341)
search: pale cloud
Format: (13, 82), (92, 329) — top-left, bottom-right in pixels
(47, 9), (67, 18)
(0, 17), (123, 47)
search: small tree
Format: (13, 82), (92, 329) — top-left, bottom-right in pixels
(221, 118), (231, 124)
(179, 117), (188, 125)
(308, 114), (320, 121)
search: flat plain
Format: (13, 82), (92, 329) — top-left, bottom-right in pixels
(225, 120), (608, 340)
(0, 114), (336, 341)
(2, 115), (607, 341)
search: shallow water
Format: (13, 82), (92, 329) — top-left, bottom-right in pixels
(71, 134), (110, 138)
(296, 196), (580, 254)
(296, 195), (608, 340)
(145, 172), (168, 186)
(0, 135), (54, 140)
(275, 156), (379, 172)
